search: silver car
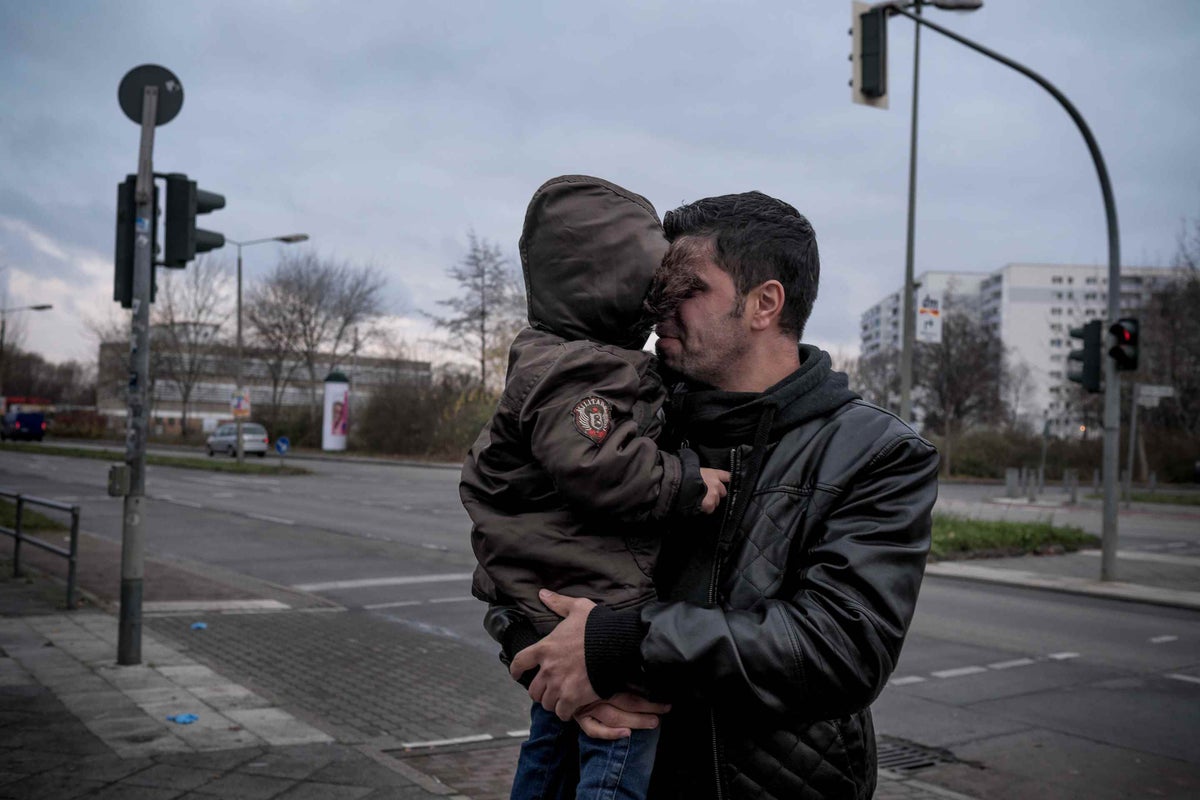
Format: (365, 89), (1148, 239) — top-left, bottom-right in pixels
(206, 422), (270, 457)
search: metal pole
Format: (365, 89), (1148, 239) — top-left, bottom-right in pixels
(236, 244), (244, 464)
(118, 84), (158, 665)
(66, 506), (80, 611)
(888, 7), (1122, 580)
(898, 0), (922, 423)
(1124, 383), (1138, 508)
(12, 495), (23, 577)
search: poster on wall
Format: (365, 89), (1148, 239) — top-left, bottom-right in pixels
(322, 372), (349, 451)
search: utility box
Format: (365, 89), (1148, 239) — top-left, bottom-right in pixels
(107, 465), (130, 497)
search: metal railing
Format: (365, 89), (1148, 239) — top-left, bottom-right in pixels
(0, 490), (81, 609)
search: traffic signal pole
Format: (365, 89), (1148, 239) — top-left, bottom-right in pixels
(119, 85), (158, 665)
(885, 5), (1123, 580)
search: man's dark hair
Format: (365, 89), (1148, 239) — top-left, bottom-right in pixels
(661, 191), (819, 338)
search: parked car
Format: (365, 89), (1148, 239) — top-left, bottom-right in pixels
(1, 410), (46, 442)
(206, 422), (269, 457)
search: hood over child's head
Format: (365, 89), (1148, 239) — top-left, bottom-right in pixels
(519, 175), (668, 350)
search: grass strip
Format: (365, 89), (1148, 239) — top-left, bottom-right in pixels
(0, 443), (311, 475)
(1087, 491), (1200, 507)
(931, 513), (1097, 561)
(0, 498), (67, 531)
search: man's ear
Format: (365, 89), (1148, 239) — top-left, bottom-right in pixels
(748, 280), (785, 331)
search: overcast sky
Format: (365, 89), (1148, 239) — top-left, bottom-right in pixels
(2, 0), (1197, 366)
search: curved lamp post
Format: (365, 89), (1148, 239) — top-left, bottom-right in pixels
(226, 234), (308, 462)
(878, 1), (1122, 580)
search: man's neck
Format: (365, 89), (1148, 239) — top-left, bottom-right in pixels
(721, 337), (801, 393)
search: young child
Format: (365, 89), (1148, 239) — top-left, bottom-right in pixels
(460, 175), (728, 800)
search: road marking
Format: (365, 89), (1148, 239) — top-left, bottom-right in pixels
(400, 733), (493, 749)
(428, 596), (472, 604)
(506, 729), (530, 738)
(1047, 652), (1080, 661)
(247, 513), (295, 525)
(888, 676), (927, 686)
(1166, 673), (1200, 686)
(165, 498), (203, 509)
(988, 658), (1036, 670)
(931, 666), (988, 679)
(143, 599), (290, 613)
(1150, 635), (1179, 644)
(363, 600), (422, 610)
(421, 543), (449, 552)
(293, 573), (474, 592)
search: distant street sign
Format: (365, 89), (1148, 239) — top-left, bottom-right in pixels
(1139, 385), (1175, 399)
(916, 291), (943, 344)
(118, 65), (183, 126)
(275, 437), (290, 456)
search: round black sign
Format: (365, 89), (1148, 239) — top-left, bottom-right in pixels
(118, 65), (184, 126)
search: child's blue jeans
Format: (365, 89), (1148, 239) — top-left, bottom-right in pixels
(510, 702), (661, 800)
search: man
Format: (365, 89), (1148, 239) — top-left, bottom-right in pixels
(511, 190), (939, 799)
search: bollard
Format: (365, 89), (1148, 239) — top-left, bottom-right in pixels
(1149, 471), (1157, 495)
(1028, 468), (1037, 503)
(1068, 469), (1078, 505)
(1038, 466), (1045, 494)
(1093, 468), (1100, 492)
(1006, 468), (1019, 498)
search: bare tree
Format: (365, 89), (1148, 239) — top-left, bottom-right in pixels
(151, 256), (232, 438)
(1140, 218), (1200, 435)
(427, 232), (524, 389)
(854, 347), (901, 413)
(1002, 357), (1035, 431)
(246, 251), (385, 417)
(914, 304), (1008, 476)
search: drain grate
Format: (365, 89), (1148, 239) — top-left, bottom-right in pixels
(876, 736), (958, 774)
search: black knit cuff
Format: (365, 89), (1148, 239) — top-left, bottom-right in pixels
(584, 605), (647, 699)
(500, 616), (542, 688)
(672, 448), (708, 516)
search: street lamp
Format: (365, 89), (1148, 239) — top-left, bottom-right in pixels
(889, 0), (984, 425)
(0, 303), (53, 402)
(870, 2), (1123, 579)
(227, 234), (308, 463)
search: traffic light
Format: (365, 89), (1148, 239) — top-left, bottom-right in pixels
(163, 172), (226, 267)
(1067, 319), (1102, 393)
(1109, 317), (1139, 372)
(113, 175), (158, 309)
(851, 2), (889, 108)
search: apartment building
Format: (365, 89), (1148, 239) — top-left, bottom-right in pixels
(859, 263), (1176, 433)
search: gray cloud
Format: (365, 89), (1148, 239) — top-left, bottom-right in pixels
(1, 0), (1197, 363)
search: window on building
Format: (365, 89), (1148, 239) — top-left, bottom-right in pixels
(1067, 277), (1074, 284)
(1050, 323), (1064, 331)
(1055, 292), (1064, 300)
(1050, 338), (1063, 347)
(1086, 277), (1097, 285)
(1067, 308), (1075, 315)
(1051, 308), (1062, 315)
(1050, 371), (1063, 379)
(1051, 355), (1064, 362)
(1052, 276), (1063, 284)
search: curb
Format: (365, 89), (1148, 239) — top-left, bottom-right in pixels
(924, 561), (1200, 611)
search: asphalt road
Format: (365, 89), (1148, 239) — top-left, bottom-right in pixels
(2, 447), (1198, 797)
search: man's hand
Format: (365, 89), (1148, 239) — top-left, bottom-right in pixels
(575, 692), (670, 740)
(699, 468), (730, 514)
(510, 589), (599, 721)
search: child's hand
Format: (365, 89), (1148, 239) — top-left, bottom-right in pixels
(698, 468), (731, 514)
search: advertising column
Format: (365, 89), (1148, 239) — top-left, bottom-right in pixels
(322, 371), (349, 451)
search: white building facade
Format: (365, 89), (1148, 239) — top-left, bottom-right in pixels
(859, 263), (1175, 434)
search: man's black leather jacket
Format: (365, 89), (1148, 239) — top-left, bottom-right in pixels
(587, 351), (939, 799)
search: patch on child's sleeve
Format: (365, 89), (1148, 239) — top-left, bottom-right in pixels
(572, 396), (612, 445)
